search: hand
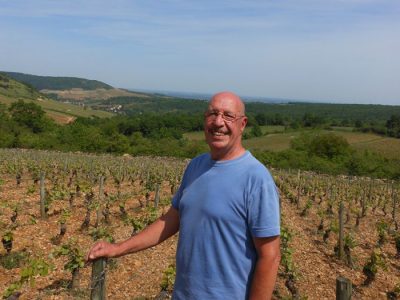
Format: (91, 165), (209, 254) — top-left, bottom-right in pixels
(86, 241), (119, 261)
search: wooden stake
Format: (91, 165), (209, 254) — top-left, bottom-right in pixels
(296, 170), (301, 209)
(336, 276), (352, 300)
(40, 172), (46, 219)
(392, 181), (398, 230)
(154, 183), (160, 208)
(91, 258), (106, 300)
(338, 202), (344, 260)
(96, 175), (104, 228)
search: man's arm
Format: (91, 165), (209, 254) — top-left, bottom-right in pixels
(87, 206), (180, 261)
(249, 235), (281, 300)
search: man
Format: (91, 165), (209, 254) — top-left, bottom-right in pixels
(87, 91), (281, 299)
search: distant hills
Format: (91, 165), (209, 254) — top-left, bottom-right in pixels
(1, 71), (113, 90)
(134, 89), (288, 104)
(0, 71), (150, 102)
(0, 72), (114, 123)
(2, 71), (399, 125)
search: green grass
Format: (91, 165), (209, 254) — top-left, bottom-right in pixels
(330, 126), (355, 132)
(0, 76), (42, 99)
(333, 131), (400, 160)
(0, 94), (114, 120)
(36, 98), (114, 118)
(184, 125), (286, 142)
(244, 131), (299, 152)
(184, 127), (400, 160)
(183, 131), (205, 141)
(259, 125), (286, 134)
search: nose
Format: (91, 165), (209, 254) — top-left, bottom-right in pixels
(212, 112), (225, 126)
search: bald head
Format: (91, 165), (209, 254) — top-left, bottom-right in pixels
(205, 91), (248, 160)
(209, 91), (245, 115)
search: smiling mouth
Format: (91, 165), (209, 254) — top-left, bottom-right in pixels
(209, 130), (228, 136)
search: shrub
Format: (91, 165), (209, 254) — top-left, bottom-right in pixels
(160, 264), (176, 292)
(308, 133), (350, 159)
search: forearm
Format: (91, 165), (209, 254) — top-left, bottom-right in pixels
(249, 236), (281, 300)
(87, 207), (179, 261)
(115, 215), (178, 256)
(249, 255), (280, 300)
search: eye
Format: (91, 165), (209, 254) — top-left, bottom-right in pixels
(205, 110), (219, 118)
(223, 112), (236, 121)
(210, 111), (219, 117)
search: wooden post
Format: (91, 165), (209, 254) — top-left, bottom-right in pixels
(40, 172), (47, 219)
(338, 202), (344, 260)
(154, 183), (160, 208)
(365, 179), (373, 213)
(91, 258), (106, 300)
(145, 192), (150, 207)
(361, 186), (367, 217)
(96, 176), (104, 228)
(296, 170), (301, 209)
(336, 276), (352, 300)
(392, 183), (398, 230)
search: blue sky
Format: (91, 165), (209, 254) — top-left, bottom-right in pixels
(0, 0), (399, 105)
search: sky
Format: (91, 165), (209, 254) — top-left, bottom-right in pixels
(0, 0), (399, 105)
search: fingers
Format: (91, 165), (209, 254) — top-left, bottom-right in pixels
(86, 241), (110, 262)
(86, 242), (99, 262)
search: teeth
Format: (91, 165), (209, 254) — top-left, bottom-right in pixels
(212, 131), (226, 136)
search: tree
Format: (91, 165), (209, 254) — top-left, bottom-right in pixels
(8, 100), (48, 133)
(251, 123), (263, 137)
(309, 133), (350, 159)
(302, 113), (325, 128)
(386, 115), (400, 138)
(255, 113), (267, 126)
(290, 133), (312, 152)
(58, 123), (105, 152)
(355, 120), (363, 128)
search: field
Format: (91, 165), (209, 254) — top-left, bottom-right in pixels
(244, 130), (296, 152)
(0, 149), (399, 299)
(185, 126), (400, 160)
(40, 88), (148, 102)
(0, 95), (114, 123)
(343, 133), (400, 160)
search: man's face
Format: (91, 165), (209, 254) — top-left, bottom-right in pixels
(204, 94), (247, 159)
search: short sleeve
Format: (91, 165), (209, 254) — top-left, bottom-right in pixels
(172, 183), (184, 210)
(247, 175), (280, 238)
(171, 160), (193, 210)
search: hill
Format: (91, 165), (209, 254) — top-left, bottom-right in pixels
(0, 73), (43, 100)
(0, 72), (154, 105)
(41, 87), (149, 102)
(1, 71), (113, 90)
(0, 73), (113, 123)
(3, 72), (399, 126)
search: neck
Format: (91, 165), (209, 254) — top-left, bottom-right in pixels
(210, 146), (246, 161)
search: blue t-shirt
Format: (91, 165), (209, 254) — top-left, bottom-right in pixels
(172, 151), (280, 300)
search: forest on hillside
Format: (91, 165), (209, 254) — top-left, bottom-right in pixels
(1, 72), (113, 91)
(1, 100), (400, 179)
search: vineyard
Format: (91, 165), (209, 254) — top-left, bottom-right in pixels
(0, 148), (399, 299)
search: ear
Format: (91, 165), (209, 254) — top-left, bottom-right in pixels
(240, 116), (248, 132)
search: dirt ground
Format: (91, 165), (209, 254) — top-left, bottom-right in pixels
(0, 172), (399, 299)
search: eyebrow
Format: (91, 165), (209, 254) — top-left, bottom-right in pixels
(207, 108), (237, 113)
